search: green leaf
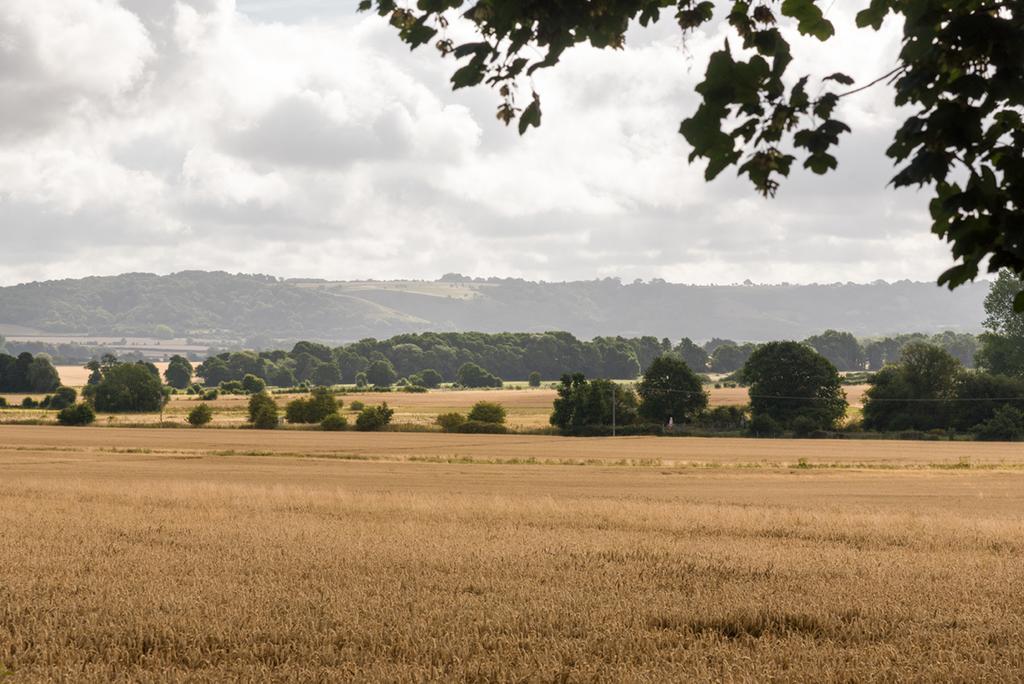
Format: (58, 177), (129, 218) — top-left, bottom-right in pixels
(824, 72), (854, 86)
(780, 0), (834, 40)
(804, 152), (838, 174)
(518, 95), (542, 135)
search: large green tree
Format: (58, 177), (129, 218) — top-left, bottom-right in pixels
(742, 341), (847, 430)
(550, 373), (639, 432)
(862, 342), (962, 431)
(92, 363), (169, 413)
(164, 355), (194, 390)
(362, 0), (1024, 307)
(637, 356), (707, 424)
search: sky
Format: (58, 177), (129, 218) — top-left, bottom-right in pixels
(0, 0), (958, 286)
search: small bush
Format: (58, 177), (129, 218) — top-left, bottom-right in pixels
(355, 403), (394, 431)
(354, 372), (368, 388)
(349, 400), (365, 412)
(202, 388), (220, 401)
(219, 380), (245, 394)
(749, 414), (781, 437)
(695, 405), (748, 431)
(435, 412), (466, 433)
(457, 420), (508, 434)
(468, 401), (506, 424)
(791, 415), (819, 438)
(402, 385), (428, 393)
(320, 414), (348, 431)
(528, 371), (542, 388)
(415, 369), (443, 388)
(285, 388), (339, 424)
(187, 403), (214, 427)
(57, 403), (96, 426)
(21, 397), (38, 409)
(973, 405), (1024, 441)
(242, 374), (266, 394)
(0, 397), (6, 408)
(248, 392), (279, 429)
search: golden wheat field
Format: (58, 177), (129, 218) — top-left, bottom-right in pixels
(2, 426), (1024, 681)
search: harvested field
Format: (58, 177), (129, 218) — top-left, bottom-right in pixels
(0, 425), (1020, 468)
(1, 426), (1023, 681)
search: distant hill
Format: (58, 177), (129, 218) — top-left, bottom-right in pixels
(0, 271), (987, 344)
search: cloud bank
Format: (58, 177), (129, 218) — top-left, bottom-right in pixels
(0, 0), (953, 285)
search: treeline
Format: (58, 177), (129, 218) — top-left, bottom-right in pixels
(197, 332), (655, 387)
(0, 352), (61, 393)
(192, 328), (982, 389)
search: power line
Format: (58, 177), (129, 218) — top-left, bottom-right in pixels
(631, 385), (1024, 403)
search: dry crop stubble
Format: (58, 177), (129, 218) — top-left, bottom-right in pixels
(2, 431), (1024, 681)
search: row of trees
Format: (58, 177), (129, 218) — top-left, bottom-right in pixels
(552, 344), (848, 436)
(0, 352), (61, 393)
(553, 334), (1024, 439)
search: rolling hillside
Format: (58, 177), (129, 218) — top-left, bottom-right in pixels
(0, 271), (987, 344)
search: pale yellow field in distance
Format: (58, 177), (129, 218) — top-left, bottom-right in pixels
(43, 366), (870, 430)
(1, 425), (1023, 681)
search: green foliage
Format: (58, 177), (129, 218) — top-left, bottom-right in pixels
(550, 374), (639, 433)
(749, 414), (782, 438)
(972, 405), (1024, 442)
(241, 374), (267, 395)
(366, 359), (398, 387)
(354, 372), (369, 388)
(0, 352), (59, 392)
(285, 388), (339, 424)
(435, 412), (466, 433)
(27, 356), (61, 393)
(57, 403), (95, 426)
(218, 380), (245, 394)
(355, 403), (394, 432)
(743, 341), (847, 431)
(248, 392), (279, 429)
(21, 397), (38, 409)
(93, 363), (168, 413)
(862, 342), (962, 431)
(361, 1), (1024, 303)
(803, 330), (864, 371)
(411, 368), (443, 388)
(164, 355), (194, 390)
(467, 401), (506, 425)
(456, 420), (508, 434)
(47, 386), (77, 411)
(457, 362), (502, 388)
(187, 403), (214, 427)
(637, 356), (708, 425)
(674, 338), (709, 373)
(977, 272), (1024, 377)
(320, 413), (348, 431)
(710, 343), (757, 373)
(694, 405), (748, 431)
(0, 397), (6, 408)
(202, 388), (219, 401)
(951, 373), (1024, 432)
(528, 371), (541, 388)
(349, 400), (365, 412)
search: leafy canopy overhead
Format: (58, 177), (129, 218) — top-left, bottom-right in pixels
(360, 0), (1024, 308)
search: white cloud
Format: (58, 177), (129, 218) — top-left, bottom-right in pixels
(0, 0), (955, 287)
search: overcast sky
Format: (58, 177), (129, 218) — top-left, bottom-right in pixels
(0, 0), (957, 286)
